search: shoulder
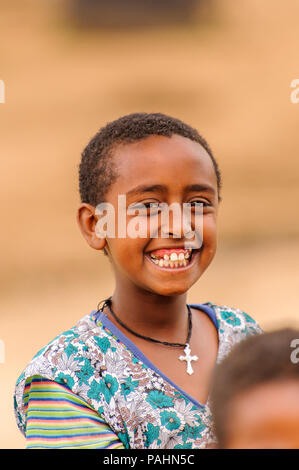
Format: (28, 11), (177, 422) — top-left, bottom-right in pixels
(199, 302), (263, 364)
(202, 302), (263, 336)
(16, 313), (96, 384)
(14, 311), (108, 435)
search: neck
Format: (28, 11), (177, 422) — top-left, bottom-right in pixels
(106, 284), (189, 343)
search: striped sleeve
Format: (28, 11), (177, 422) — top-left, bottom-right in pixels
(23, 375), (125, 449)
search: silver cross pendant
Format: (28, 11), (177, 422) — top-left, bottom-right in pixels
(179, 343), (198, 375)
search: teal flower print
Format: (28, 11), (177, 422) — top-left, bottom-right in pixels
(160, 410), (181, 431)
(174, 443), (193, 449)
(76, 358), (94, 385)
(78, 341), (89, 352)
(94, 336), (111, 354)
(220, 310), (241, 326)
(87, 379), (103, 401)
(61, 329), (79, 339)
(104, 374), (118, 396)
(144, 423), (160, 447)
(64, 343), (78, 358)
(179, 424), (205, 442)
(243, 312), (256, 324)
(121, 377), (139, 398)
(56, 372), (74, 389)
(90, 375), (118, 403)
(146, 390), (174, 409)
(118, 431), (130, 449)
(87, 374), (118, 403)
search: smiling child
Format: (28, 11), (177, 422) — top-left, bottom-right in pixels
(14, 113), (262, 449)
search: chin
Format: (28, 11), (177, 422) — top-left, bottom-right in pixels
(149, 283), (192, 297)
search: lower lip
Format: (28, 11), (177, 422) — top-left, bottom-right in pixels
(144, 250), (200, 272)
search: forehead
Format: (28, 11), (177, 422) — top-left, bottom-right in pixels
(109, 134), (217, 196)
(228, 380), (299, 442)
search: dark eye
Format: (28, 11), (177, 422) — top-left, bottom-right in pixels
(129, 202), (161, 215)
(148, 203), (164, 216)
(187, 201), (210, 207)
(145, 202), (160, 209)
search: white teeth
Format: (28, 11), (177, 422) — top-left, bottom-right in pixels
(151, 250), (192, 260)
(151, 257), (190, 268)
(149, 249), (194, 268)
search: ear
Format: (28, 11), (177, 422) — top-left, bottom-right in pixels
(77, 203), (107, 251)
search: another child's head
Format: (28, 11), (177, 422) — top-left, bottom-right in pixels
(210, 328), (299, 448)
(77, 112), (222, 296)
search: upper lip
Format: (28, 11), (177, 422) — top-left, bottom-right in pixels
(145, 245), (198, 253)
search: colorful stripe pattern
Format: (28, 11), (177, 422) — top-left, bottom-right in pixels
(24, 375), (124, 449)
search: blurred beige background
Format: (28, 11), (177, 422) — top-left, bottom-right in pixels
(1, 0), (299, 448)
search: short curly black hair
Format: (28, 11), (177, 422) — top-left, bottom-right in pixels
(78, 112), (222, 206)
(210, 328), (299, 448)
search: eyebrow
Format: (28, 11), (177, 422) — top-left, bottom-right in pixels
(126, 183), (216, 197)
(183, 184), (216, 196)
(126, 184), (167, 197)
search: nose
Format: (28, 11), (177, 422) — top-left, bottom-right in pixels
(160, 203), (203, 249)
(158, 203), (183, 239)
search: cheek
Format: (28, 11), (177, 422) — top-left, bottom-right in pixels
(198, 216), (217, 267)
(106, 237), (147, 270)
(202, 215), (218, 246)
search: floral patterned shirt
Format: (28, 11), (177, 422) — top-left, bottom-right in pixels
(14, 302), (262, 449)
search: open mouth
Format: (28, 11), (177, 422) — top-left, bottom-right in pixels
(145, 247), (200, 270)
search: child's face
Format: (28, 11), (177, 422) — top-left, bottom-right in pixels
(224, 379), (299, 449)
(92, 134), (219, 296)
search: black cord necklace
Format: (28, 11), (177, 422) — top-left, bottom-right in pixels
(97, 297), (199, 375)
